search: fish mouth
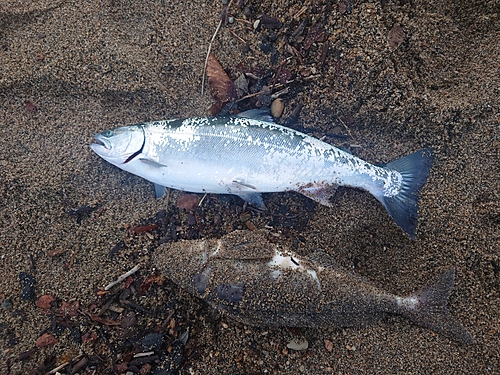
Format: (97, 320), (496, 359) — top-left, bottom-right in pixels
(92, 135), (111, 150)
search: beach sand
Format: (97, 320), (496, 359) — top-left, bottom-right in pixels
(1, 0), (499, 373)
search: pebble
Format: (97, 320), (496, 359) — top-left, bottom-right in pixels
(245, 220), (257, 230)
(239, 212), (251, 222)
(1, 299), (13, 310)
(286, 338), (309, 351)
(271, 98), (284, 118)
(142, 333), (164, 350)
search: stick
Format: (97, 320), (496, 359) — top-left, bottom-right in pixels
(201, 0), (233, 95)
(198, 192), (208, 206)
(104, 265), (140, 291)
(45, 355), (83, 375)
(45, 361), (71, 375)
(229, 29), (246, 44)
(336, 116), (354, 140)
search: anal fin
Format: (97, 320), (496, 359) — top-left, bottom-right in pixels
(235, 192), (266, 210)
(297, 183), (338, 207)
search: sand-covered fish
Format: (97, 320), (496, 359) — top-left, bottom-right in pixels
(153, 230), (474, 344)
(90, 110), (433, 238)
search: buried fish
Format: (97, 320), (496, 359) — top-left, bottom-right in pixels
(153, 230), (474, 344)
(90, 110), (433, 239)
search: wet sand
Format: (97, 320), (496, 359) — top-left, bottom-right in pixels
(1, 0), (499, 374)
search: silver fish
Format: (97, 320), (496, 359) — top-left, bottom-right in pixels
(153, 230), (474, 344)
(90, 110), (433, 238)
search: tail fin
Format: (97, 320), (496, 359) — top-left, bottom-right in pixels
(400, 267), (475, 344)
(378, 148), (434, 239)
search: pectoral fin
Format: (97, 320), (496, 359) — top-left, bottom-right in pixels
(154, 184), (168, 199)
(232, 179), (257, 190)
(139, 158), (168, 168)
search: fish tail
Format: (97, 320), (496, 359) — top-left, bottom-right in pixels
(399, 267), (475, 344)
(378, 148), (434, 239)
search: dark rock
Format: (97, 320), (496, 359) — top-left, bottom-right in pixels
(141, 333), (164, 351)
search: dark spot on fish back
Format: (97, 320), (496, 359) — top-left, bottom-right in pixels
(216, 283), (245, 303)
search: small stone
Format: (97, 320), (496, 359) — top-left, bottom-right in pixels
(243, 7), (252, 18)
(324, 338), (334, 351)
(142, 333), (164, 350)
(228, 16), (234, 24)
(239, 212), (251, 222)
(1, 299), (13, 310)
(270, 98), (284, 118)
(253, 19), (260, 30)
(245, 220), (256, 230)
(388, 24), (405, 50)
(286, 338), (308, 351)
(140, 363), (152, 375)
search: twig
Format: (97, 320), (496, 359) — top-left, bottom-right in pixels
(120, 299), (150, 314)
(236, 75), (320, 102)
(229, 29), (246, 44)
(198, 192), (208, 206)
(336, 116), (354, 139)
(45, 361), (71, 375)
(233, 17), (252, 25)
(201, 0), (233, 95)
(104, 265), (140, 291)
(45, 354), (83, 375)
(133, 351), (155, 358)
(161, 310), (175, 329)
(293, 6), (308, 19)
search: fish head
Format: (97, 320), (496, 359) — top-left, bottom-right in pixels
(90, 125), (144, 165)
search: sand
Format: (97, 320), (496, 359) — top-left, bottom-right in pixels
(0, 0), (499, 374)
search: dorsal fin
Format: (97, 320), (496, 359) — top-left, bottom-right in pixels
(215, 230), (276, 260)
(236, 108), (275, 123)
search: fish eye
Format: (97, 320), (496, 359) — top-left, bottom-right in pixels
(102, 130), (114, 137)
